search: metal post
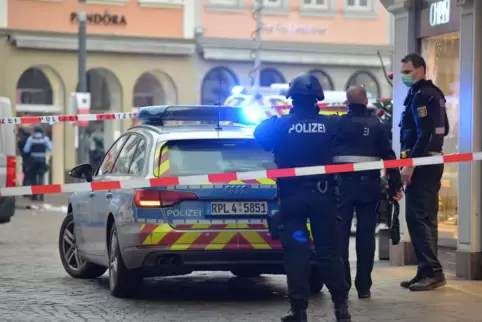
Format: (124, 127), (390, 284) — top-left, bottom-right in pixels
(250, 0), (263, 87)
(77, 0), (88, 165)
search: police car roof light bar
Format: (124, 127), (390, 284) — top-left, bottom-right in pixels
(137, 105), (255, 127)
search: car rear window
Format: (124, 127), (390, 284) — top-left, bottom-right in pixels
(155, 139), (276, 177)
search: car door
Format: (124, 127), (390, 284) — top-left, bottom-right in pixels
(83, 135), (130, 256)
(91, 134), (142, 258)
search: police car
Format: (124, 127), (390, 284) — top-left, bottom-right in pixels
(58, 105), (324, 298)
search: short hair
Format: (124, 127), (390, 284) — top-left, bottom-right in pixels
(401, 53), (426, 71)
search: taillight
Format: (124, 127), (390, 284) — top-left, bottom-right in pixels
(6, 156), (16, 187)
(134, 190), (198, 208)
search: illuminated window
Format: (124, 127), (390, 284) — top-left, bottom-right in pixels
(421, 32), (460, 242)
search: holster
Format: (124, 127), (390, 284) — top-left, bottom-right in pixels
(267, 210), (283, 240)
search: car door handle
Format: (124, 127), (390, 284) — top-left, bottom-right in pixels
(106, 192), (113, 199)
(89, 192), (95, 198)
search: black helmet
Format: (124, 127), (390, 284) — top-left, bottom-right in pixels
(34, 125), (43, 133)
(286, 73), (325, 101)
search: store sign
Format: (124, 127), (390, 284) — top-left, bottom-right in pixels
(429, 0), (450, 26)
(262, 23), (327, 36)
(70, 11), (127, 26)
(418, 0), (460, 38)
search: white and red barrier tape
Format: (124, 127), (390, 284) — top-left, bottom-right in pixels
(2, 152), (479, 197)
(0, 112), (137, 125)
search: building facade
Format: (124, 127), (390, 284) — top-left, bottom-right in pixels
(0, 0), (196, 184)
(195, 0), (394, 106)
(381, 0), (482, 279)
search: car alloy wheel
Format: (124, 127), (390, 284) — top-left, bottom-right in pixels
(61, 219), (85, 271)
(109, 231), (119, 291)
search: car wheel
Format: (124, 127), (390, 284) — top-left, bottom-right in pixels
(108, 223), (143, 298)
(231, 270), (262, 278)
(59, 213), (107, 279)
(309, 265), (324, 294)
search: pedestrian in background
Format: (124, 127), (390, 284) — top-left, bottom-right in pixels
(23, 125), (52, 201)
(254, 73), (351, 322)
(17, 126), (31, 188)
(332, 85), (403, 299)
(399, 53), (449, 291)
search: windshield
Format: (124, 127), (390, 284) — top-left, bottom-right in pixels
(159, 139), (276, 176)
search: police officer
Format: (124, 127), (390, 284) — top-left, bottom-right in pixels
(399, 53), (449, 291)
(332, 85), (403, 299)
(254, 73), (351, 322)
(17, 126), (31, 187)
(23, 125), (53, 201)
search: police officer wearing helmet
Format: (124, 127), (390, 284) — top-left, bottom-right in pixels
(23, 124), (53, 201)
(254, 73), (351, 322)
(399, 53), (449, 291)
(332, 85), (403, 299)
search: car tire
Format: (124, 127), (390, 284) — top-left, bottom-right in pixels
(230, 270), (262, 278)
(108, 223), (143, 298)
(309, 265), (324, 294)
(59, 212), (107, 279)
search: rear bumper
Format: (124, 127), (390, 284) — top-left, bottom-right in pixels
(123, 247), (286, 275)
(0, 196), (15, 223)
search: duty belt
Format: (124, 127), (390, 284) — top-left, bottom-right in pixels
(333, 155), (380, 163)
(401, 150), (441, 159)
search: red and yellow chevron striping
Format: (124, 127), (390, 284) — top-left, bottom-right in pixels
(138, 223), (313, 251)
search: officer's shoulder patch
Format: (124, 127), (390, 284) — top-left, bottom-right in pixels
(417, 106), (427, 118)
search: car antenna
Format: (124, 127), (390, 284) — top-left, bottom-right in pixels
(215, 76), (222, 131)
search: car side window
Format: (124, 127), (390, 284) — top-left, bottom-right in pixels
(112, 135), (141, 175)
(96, 135), (130, 176)
(129, 138), (147, 176)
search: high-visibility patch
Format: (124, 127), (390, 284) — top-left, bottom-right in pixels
(139, 223), (313, 250)
(154, 145), (170, 177)
(417, 106), (428, 117)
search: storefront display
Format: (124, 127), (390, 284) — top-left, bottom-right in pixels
(421, 32), (460, 241)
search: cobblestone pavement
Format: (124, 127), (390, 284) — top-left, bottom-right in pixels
(0, 207), (481, 322)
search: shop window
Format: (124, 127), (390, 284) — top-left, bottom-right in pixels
(201, 67), (239, 105)
(309, 69), (334, 91)
(345, 71), (380, 99)
(260, 68), (286, 87)
(421, 32), (460, 241)
(16, 68), (53, 105)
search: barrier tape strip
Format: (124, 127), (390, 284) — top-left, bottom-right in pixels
(2, 152), (479, 197)
(0, 112), (138, 125)
(0, 104), (346, 125)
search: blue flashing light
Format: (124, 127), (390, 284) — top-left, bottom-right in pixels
(242, 107), (264, 125)
(231, 86), (244, 95)
(136, 105), (261, 127)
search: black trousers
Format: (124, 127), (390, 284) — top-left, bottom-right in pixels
(405, 164), (444, 277)
(278, 184), (349, 310)
(28, 158), (47, 201)
(337, 175), (380, 293)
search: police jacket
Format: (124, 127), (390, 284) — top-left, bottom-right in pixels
(400, 79), (449, 159)
(24, 133), (53, 158)
(332, 103), (399, 179)
(253, 107), (338, 186)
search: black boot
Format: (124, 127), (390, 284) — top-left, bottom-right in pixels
(400, 275), (422, 289)
(409, 273), (446, 291)
(280, 309), (308, 322)
(334, 301), (351, 322)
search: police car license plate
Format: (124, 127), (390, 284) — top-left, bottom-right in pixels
(209, 202), (268, 215)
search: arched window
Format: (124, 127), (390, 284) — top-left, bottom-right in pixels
(201, 67), (239, 105)
(260, 68), (286, 86)
(345, 71), (380, 99)
(16, 67), (53, 105)
(308, 69), (335, 91)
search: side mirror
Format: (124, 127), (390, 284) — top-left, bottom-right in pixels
(69, 163), (93, 182)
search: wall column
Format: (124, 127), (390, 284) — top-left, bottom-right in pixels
(456, 0), (482, 280)
(382, 0), (418, 267)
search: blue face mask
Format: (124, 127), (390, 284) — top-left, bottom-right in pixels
(402, 74), (414, 87)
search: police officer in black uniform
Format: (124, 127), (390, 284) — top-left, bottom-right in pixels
(399, 53), (449, 291)
(332, 85), (403, 299)
(254, 73), (351, 322)
(23, 125), (53, 201)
